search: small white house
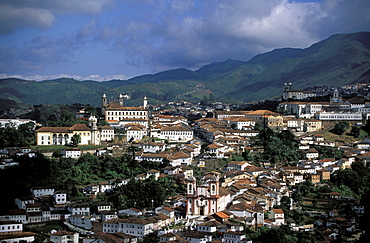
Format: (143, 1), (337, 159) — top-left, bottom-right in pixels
(62, 148), (81, 158)
(53, 191), (67, 205)
(50, 231), (79, 243)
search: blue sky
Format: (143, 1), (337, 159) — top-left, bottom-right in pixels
(0, 0), (369, 81)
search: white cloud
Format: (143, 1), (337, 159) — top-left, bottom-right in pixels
(0, 73), (128, 82)
(0, 0), (113, 34)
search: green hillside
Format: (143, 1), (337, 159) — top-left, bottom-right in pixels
(0, 32), (369, 107)
(224, 32), (370, 101)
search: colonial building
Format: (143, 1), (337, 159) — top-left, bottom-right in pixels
(35, 116), (114, 146)
(185, 174), (231, 217)
(314, 111), (362, 121)
(102, 94), (149, 128)
(151, 125), (194, 142)
(282, 83), (316, 100)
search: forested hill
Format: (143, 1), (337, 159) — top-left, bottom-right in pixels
(1, 32), (370, 107)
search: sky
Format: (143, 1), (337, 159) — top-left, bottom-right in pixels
(0, 0), (370, 81)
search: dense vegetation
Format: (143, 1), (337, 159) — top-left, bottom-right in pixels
(0, 153), (181, 212)
(246, 128), (303, 166)
(0, 122), (35, 147)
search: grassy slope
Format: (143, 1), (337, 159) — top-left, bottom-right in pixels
(315, 127), (367, 146)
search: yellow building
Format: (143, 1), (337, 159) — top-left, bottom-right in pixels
(35, 116), (114, 145)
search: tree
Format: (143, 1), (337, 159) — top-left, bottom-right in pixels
(71, 134), (81, 146)
(258, 127), (275, 143)
(278, 130), (296, 146)
(84, 106), (97, 115)
(0, 122), (36, 147)
(143, 231), (159, 243)
(331, 121), (349, 135)
(127, 145), (140, 161)
(280, 196), (291, 210)
(99, 119), (109, 126)
(348, 126), (361, 138)
(33, 234), (46, 243)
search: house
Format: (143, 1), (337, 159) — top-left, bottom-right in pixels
(102, 218), (122, 234)
(223, 232), (251, 243)
(68, 215), (92, 230)
(303, 119), (322, 132)
(0, 221), (23, 234)
(0, 210), (27, 224)
(85, 232), (138, 243)
(227, 117), (256, 130)
(118, 208), (143, 217)
(54, 191), (68, 205)
(226, 161), (252, 171)
(167, 151), (192, 166)
(137, 152), (169, 163)
(177, 230), (212, 243)
(155, 206), (175, 223)
(179, 165), (194, 178)
(118, 218), (154, 239)
(68, 204), (90, 216)
(50, 231), (79, 243)
(146, 169), (160, 180)
(62, 148), (81, 158)
(141, 142), (166, 153)
(269, 208), (285, 226)
(15, 197), (35, 210)
(93, 202), (111, 212)
(227, 203), (263, 221)
(305, 148), (319, 160)
(317, 169), (331, 181)
(0, 221), (36, 243)
(206, 143), (227, 159)
(30, 187), (54, 197)
(126, 125), (146, 142)
(196, 220), (219, 233)
(100, 126), (115, 142)
(153, 126), (194, 142)
(159, 232), (187, 242)
(25, 204), (44, 223)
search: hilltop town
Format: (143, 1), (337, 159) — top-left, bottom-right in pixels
(0, 83), (369, 243)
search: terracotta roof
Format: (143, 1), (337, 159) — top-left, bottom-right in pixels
(119, 217), (152, 225)
(35, 127), (71, 133)
(101, 125), (114, 130)
(272, 208), (284, 214)
(161, 126), (192, 131)
(168, 151), (191, 160)
(69, 124), (91, 131)
(94, 233), (123, 243)
(214, 211), (230, 219)
(246, 110), (280, 116)
(51, 231), (77, 236)
(0, 232), (37, 240)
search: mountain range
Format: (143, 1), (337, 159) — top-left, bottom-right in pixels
(1, 32), (370, 107)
